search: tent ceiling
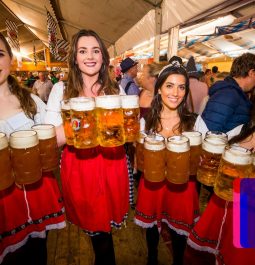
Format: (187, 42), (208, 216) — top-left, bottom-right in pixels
(0, 0), (254, 61)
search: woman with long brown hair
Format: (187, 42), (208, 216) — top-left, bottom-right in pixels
(45, 29), (130, 265)
(0, 33), (65, 265)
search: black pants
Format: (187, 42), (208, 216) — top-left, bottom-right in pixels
(169, 229), (187, 265)
(146, 226), (187, 265)
(2, 236), (47, 265)
(90, 232), (116, 265)
(146, 226), (160, 265)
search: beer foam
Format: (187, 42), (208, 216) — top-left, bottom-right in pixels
(137, 132), (147, 144)
(121, 95), (139, 109)
(182, 131), (202, 146)
(70, 97), (95, 111)
(202, 137), (226, 154)
(166, 135), (190, 152)
(95, 95), (121, 109)
(32, 124), (56, 140)
(223, 145), (252, 165)
(0, 132), (8, 150)
(206, 131), (228, 140)
(61, 100), (70, 110)
(144, 136), (165, 151)
(10, 130), (39, 149)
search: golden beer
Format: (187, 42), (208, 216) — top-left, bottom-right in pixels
(197, 136), (227, 186)
(10, 130), (42, 185)
(136, 132), (147, 172)
(214, 145), (252, 201)
(182, 131), (202, 176)
(61, 99), (74, 145)
(95, 95), (125, 147)
(121, 95), (140, 142)
(143, 135), (166, 182)
(166, 135), (190, 184)
(251, 156), (255, 178)
(32, 124), (59, 172)
(0, 132), (14, 190)
(70, 97), (98, 149)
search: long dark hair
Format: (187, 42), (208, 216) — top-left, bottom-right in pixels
(145, 63), (196, 134)
(0, 33), (36, 119)
(64, 29), (119, 99)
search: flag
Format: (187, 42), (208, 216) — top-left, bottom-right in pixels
(33, 41), (37, 66)
(55, 39), (70, 62)
(5, 19), (20, 52)
(46, 11), (58, 56)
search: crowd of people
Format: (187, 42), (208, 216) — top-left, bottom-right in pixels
(0, 28), (255, 265)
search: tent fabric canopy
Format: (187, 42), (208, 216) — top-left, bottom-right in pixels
(0, 0), (254, 61)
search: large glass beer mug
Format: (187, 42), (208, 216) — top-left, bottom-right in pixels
(182, 131), (202, 176)
(166, 135), (190, 184)
(70, 97), (98, 149)
(143, 135), (166, 182)
(61, 99), (74, 145)
(197, 136), (227, 186)
(121, 95), (140, 142)
(136, 131), (147, 172)
(95, 95), (125, 147)
(214, 145), (252, 201)
(10, 130), (42, 185)
(0, 132), (14, 190)
(31, 124), (59, 172)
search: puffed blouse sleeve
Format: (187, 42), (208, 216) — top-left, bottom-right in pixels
(45, 81), (64, 126)
(31, 94), (47, 124)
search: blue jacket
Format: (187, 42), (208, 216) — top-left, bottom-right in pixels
(201, 76), (252, 133)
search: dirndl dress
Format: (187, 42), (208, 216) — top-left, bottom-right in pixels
(187, 193), (255, 265)
(134, 176), (199, 236)
(60, 145), (129, 234)
(0, 172), (65, 263)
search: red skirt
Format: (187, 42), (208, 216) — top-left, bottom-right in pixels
(134, 176), (199, 236)
(187, 193), (255, 265)
(60, 145), (129, 233)
(0, 172), (65, 263)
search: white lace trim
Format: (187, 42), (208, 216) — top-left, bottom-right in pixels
(187, 238), (219, 255)
(134, 218), (157, 229)
(0, 221), (66, 263)
(162, 219), (189, 236)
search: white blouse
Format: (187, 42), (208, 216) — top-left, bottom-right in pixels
(0, 94), (46, 137)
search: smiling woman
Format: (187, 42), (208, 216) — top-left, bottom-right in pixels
(134, 57), (199, 265)
(0, 33), (65, 265)
(45, 29), (130, 265)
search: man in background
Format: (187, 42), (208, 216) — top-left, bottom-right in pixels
(32, 72), (53, 103)
(120, 57), (140, 95)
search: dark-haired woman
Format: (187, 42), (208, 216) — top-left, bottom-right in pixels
(0, 33), (65, 265)
(134, 60), (199, 265)
(45, 29), (129, 265)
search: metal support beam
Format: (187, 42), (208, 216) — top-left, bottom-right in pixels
(167, 26), (179, 60)
(153, 7), (162, 63)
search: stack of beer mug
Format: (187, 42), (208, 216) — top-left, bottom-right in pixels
(0, 125), (59, 190)
(142, 134), (193, 184)
(214, 145), (253, 201)
(61, 95), (140, 148)
(197, 131), (228, 186)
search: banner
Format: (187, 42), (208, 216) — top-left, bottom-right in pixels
(56, 39), (70, 62)
(33, 41), (37, 66)
(5, 19), (20, 52)
(46, 11), (58, 56)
